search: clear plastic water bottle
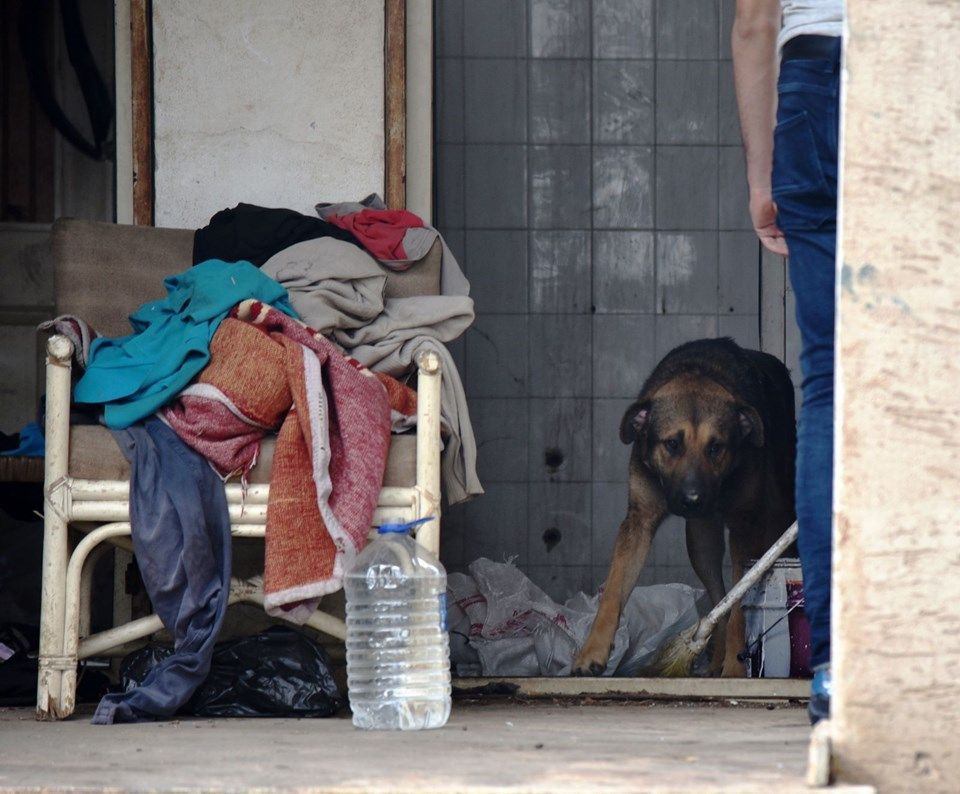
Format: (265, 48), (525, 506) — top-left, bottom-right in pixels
(344, 517), (451, 730)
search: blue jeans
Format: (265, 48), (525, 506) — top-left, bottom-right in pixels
(772, 41), (840, 670)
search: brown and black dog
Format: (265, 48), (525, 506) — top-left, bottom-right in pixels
(573, 338), (796, 677)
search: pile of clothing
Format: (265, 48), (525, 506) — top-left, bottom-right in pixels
(57, 198), (481, 724)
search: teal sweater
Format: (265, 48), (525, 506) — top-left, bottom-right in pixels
(74, 259), (297, 428)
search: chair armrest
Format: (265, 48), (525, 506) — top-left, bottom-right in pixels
(44, 335), (75, 488)
(46, 334), (74, 367)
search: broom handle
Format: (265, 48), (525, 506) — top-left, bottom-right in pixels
(692, 522), (799, 644)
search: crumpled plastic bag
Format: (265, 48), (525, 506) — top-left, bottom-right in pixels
(448, 558), (703, 677)
(120, 626), (344, 717)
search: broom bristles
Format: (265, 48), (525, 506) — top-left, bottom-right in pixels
(642, 622), (707, 678)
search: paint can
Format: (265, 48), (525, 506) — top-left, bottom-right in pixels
(740, 557), (811, 678)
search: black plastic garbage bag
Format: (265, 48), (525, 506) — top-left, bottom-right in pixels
(120, 626), (344, 718)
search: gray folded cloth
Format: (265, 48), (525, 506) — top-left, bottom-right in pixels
(259, 237), (387, 332)
(262, 238), (482, 504)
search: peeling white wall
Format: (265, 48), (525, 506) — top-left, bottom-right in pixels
(152, 0), (385, 229)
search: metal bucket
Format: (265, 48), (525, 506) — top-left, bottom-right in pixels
(740, 557), (811, 678)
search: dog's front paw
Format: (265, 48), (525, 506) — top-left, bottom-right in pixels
(572, 642), (611, 676)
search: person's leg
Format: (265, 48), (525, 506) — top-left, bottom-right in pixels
(785, 228), (835, 674)
(785, 224), (835, 726)
(771, 49), (840, 722)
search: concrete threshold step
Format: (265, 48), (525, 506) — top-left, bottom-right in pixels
(453, 676), (810, 702)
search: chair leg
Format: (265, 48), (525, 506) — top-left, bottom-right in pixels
(37, 505), (69, 720)
(61, 523), (131, 718)
(414, 351), (442, 556)
(37, 335), (74, 720)
(59, 521), (130, 719)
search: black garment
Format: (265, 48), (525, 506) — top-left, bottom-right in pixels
(193, 203), (362, 267)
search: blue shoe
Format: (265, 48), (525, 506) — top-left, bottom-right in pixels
(808, 666), (831, 725)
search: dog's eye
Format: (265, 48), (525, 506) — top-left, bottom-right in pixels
(707, 441), (723, 459)
(663, 438), (681, 455)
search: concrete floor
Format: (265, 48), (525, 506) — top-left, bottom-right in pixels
(0, 700), (872, 793)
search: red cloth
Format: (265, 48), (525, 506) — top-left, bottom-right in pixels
(324, 208), (423, 261)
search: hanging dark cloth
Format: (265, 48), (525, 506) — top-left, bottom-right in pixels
(193, 203), (363, 267)
(92, 417), (231, 724)
(18, 0), (114, 161)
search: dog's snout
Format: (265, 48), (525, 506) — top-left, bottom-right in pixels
(671, 476), (711, 516)
(681, 489), (701, 508)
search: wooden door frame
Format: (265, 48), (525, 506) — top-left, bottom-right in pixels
(130, 0), (152, 226)
(384, 0), (406, 209)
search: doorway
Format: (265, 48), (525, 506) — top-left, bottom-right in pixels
(433, 0), (800, 601)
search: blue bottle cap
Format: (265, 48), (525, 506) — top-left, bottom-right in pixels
(377, 517), (434, 535)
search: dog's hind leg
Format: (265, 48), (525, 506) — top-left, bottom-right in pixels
(686, 517), (729, 676)
(573, 505), (665, 676)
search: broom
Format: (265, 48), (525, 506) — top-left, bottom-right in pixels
(642, 521), (800, 677)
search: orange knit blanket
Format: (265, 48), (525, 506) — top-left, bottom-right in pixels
(163, 300), (417, 621)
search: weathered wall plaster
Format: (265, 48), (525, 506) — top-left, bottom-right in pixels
(833, 2), (960, 791)
(152, 0), (385, 229)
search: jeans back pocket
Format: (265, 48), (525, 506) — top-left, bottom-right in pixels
(772, 111), (834, 231)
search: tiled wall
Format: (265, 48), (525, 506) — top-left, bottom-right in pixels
(436, 0), (782, 602)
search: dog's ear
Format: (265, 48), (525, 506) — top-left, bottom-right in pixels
(737, 405), (765, 447)
(619, 401), (650, 445)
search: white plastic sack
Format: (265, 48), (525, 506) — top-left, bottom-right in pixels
(448, 558), (703, 677)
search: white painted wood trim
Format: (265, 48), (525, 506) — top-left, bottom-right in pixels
(760, 249), (787, 359)
(405, 0), (433, 221)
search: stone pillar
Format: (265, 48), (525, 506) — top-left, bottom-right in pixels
(833, 2), (960, 791)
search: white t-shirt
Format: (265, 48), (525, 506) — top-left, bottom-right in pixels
(778, 0), (843, 50)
